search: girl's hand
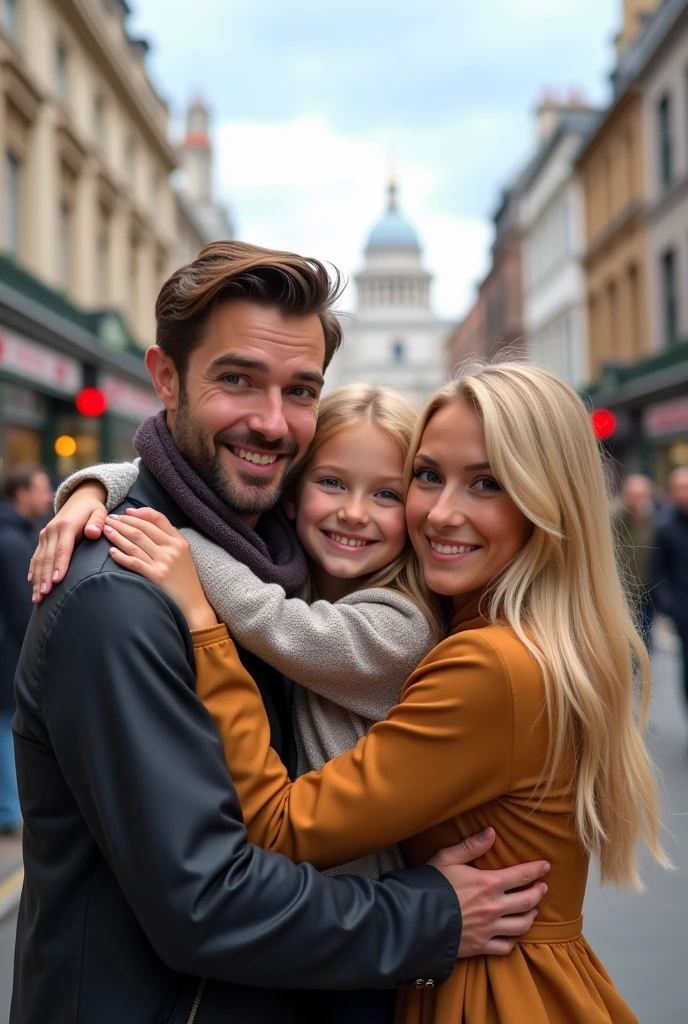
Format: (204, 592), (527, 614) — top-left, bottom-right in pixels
(30, 482), (109, 603)
(104, 507), (218, 631)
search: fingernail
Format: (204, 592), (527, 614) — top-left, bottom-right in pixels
(478, 828), (492, 841)
(103, 525), (113, 534)
(40, 583), (47, 594)
(52, 571), (60, 581)
(544, 863), (551, 872)
(27, 572), (32, 582)
(106, 514), (119, 521)
(32, 593), (37, 603)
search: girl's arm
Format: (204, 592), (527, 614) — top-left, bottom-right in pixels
(185, 530), (435, 720)
(192, 624), (513, 868)
(55, 460), (141, 514)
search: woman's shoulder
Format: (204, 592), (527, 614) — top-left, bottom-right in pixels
(422, 623), (544, 687)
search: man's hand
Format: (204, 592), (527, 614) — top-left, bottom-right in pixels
(29, 482), (109, 603)
(429, 828), (549, 958)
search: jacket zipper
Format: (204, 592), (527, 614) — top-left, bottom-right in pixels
(186, 979), (206, 1024)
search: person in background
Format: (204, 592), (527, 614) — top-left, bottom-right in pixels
(615, 474), (656, 649)
(652, 466), (688, 732)
(0, 464), (54, 835)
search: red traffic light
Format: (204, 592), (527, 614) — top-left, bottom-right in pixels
(591, 408), (617, 441)
(76, 387), (107, 417)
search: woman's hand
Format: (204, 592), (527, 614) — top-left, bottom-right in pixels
(29, 482), (109, 603)
(104, 507), (218, 631)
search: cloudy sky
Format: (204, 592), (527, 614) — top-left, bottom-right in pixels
(131, 0), (619, 319)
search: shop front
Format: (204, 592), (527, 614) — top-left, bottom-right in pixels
(585, 343), (688, 489)
(0, 254), (157, 482)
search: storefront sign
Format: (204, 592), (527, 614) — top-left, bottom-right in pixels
(101, 374), (161, 422)
(644, 397), (688, 438)
(0, 329), (80, 395)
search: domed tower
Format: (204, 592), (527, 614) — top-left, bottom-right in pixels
(355, 177), (432, 316)
(331, 178), (449, 405)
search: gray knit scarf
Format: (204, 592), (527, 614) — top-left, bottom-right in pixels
(134, 412), (307, 594)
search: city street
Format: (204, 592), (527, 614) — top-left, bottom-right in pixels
(0, 640), (686, 1022)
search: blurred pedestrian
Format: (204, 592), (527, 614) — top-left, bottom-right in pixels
(651, 466), (688, 729)
(0, 464), (53, 834)
(615, 474), (656, 648)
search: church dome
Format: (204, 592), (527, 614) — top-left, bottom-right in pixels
(365, 180), (421, 253)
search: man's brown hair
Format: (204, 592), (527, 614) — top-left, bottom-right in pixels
(155, 241), (344, 378)
(0, 464), (46, 502)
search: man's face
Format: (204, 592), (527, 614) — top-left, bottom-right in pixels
(622, 475), (653, 516)
(159, 301), (326, 523)
(21, 472), (54, 518)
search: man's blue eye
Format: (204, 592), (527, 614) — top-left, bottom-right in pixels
(223, 375), (246, 386)
(290, 387), (313, 398)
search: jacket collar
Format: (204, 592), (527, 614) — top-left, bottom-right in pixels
(123, 463), (193, 531)
(0, 499), (33, 535)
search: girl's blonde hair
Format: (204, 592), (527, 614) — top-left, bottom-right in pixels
(409, 360), (666, 889)
(306, 384), (443, 640)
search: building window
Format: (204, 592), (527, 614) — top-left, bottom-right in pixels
(93, 94), (105, 149)
(658, 94), (673, 191)
(391, 340), (405, 363)
(2, 0), (19, 39)
(661, 249), (678, 346)
(628, 264), (640, 357)
(96, 224), (109, 305)
(58, 201), (72, 290)
(4, 151), (20, 255)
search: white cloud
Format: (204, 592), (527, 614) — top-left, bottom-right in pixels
(216, 116), (489, 318)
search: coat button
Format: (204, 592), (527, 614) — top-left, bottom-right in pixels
(425, 980), (435, 989)
(415, 979), (425, 989)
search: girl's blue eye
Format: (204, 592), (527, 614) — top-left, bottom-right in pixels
(320, 477), (342, 489)
(415, 468), (442, 484)
(474, 477), (501, 492)
(376, 489), (401, 501)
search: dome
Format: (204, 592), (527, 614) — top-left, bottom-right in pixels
(365, 180), (421, 253)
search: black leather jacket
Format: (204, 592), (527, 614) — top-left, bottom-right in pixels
(11, 465), (460, 1024)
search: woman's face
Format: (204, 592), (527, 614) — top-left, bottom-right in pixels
(405, 399), (533, 609)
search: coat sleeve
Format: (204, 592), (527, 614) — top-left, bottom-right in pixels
(38, 573), (460, 989)
(54, 460), (141, 514)
(193, 624), (514, 867)
(184, 529), (434, 719)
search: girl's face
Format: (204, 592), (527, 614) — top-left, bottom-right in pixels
(295, 422), (408, 591)
(405, 399), (532, 610)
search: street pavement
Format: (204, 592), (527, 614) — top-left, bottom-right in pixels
(0, 637), (686, 1022)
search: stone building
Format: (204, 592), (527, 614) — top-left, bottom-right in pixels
(445, 179), (526, 370)
(0, 0), (178, 471)
(520, 95), (599, 387)
(330, 180), (449, 407)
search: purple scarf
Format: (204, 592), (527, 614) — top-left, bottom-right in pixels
(134, 412), (307, 594)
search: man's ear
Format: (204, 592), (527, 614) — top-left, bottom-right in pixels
(146, 346), (180, 414)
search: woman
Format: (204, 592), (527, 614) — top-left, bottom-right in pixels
(53, 363), (667, 1021)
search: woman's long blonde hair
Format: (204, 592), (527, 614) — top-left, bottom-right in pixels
(304, 384), (444, 640)
(409, 360), (666, 889)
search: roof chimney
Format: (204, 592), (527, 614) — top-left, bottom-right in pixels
(615, 0), (662, 56)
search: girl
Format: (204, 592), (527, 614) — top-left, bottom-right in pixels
(43, 383), (439, 880)
(89, 362), (665, 1023)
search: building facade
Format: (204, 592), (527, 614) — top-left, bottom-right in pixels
(331, 181), (449, 406)
(445, 181), (526, 370)
(583, 0), (688, 484)
(520, 100), (599, 387)
(0, 0), (178, 474)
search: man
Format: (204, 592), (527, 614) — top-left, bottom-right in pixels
(615, 474), (656, 648)
(652, 466), (688, 731)
(0, 465), (53, 835)
(16, 243), (548, 1024)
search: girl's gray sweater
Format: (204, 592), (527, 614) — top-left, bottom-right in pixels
(57, 462), (435, 877)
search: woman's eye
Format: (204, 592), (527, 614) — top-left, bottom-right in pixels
(415, 468), (442, 485)
(375, 489), (401, 502)
(474, 476), (502, 493)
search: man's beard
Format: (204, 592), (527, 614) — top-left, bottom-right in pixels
(173, 395), (306, 516)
